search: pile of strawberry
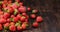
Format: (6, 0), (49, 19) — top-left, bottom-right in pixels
(0, 0), (43, 32)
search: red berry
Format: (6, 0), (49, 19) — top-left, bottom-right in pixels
(0, 19), (6, 24)
(15, 0), (20, 2)
(12, 3), (18, 9)
(17, 25), (22, 30)
(7, 18), (10, 23)
(8, 7), (14, 13)
(16, 14), (21, 19)
(20, 16), (26, 22)
(36, 16), (43, 22)
(33, 22), (38, 27)
(0, 11), (3, 15)
(11, 15), (15, 18)
(22, 23), (26, 30)
(27, 7), (31, 11)
(4, 12), (10, 19)
(0, 15), (4, 19)
(18, 6), (26, 13)
(30, 14), (36, 19)
(22, 13), (27, 16)
(0, 24), (2, 30)
(13, 17), (18, 22)
(32, 9), (38, 13)
(9, 25), (16, 31)
(19, 2), (23, 6)
(10, 22), (15, 25)
(4, 23), (9, 28)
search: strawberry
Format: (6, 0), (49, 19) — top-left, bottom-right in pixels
(0, 24), (2, 30)
(18, 6), (26, 13)
(33, 22), (38, 27)
(10, 22), (15, 25)
(14, 9), (18, 15)
(30, 14), (36, 19)
(25, 19), (28, 22)
(8, 7), (14, 13)
(7, 18), (11, 23)
(4, 23), (9, 30)
(9, 25), (16, 31)
(15, 0), (20, 3)
(0, 18), (6, 24)
(13, 17), (18, 22)
(0, 15), (4, 19)
(20, 16), (26, 22)
(19, 2), (23, 6)
(36, 16), (43, 22)
(3, 12), (10, 19)
(32, 9), (38, 13)
(27, 7), (31, 11)
(0, 11), (3, 15)
(11, 15), (15, 18)
(2, 4), (6, 8)
(22, 23), (26, 30)
(22, 13), (27, 16)
(16, 14), (21, 19)
(12, 3), (18, 9)
(17, 25), (22, 30)
(8, 0), (12, 4)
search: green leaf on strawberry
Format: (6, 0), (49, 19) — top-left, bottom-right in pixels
(18, 20), (21, 24)
(10, 18), (14, 21)
(14, 9), (18, 15)
(4, 26), (9, 30)
(0, 1), (2, 5)
(15, 2), (19, 6)
(15, 23), (20, 26)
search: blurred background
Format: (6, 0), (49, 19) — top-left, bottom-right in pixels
(0, 0), (60, 32)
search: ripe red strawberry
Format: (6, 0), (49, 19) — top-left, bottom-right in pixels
(3, 12), (10, 19)
(2, 4), (6, 8)
(13, 17), (18, 22)
(4, 23), (9, 27)
(0, 24), (2, 30)
(17, 25), (22, 30)
(7, 18), (10, 23)
(8, 7), (14, 13)
(8, 0), (12, 4)
(32, 9), (38, 13)
(0, 15), (4, 19)
(18, 6), (26, 13)
(10, 22), (15, 25)
(4, 23), (9, 30)
(19, 2), (23, 6)
(11, 15), (15, 18)
(25, 19), (28, 22)
(36, 16), (43, 22)
(27, 7), (31, 11)
(33, 22), (38, 27)
(0, 18), (6, 24)
(22, 23), (26, 30)
(9, 25), (16, 31)
(15, 0), (20, 3)
(22, 13), (27, 16)
(30, 14), (36, 19)
(0, 11), (3, 15)
(26, 15), (29, 19)
(16, 14), (21, 19)
(20, 16), (26, 22)
(12, 3), (18, 9)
